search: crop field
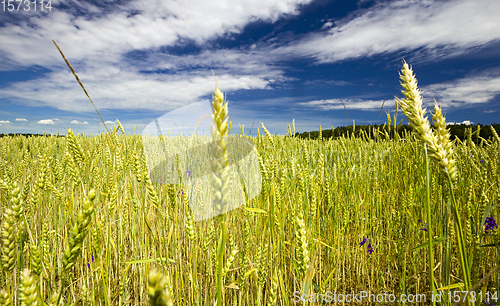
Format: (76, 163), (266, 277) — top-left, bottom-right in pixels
(0, 63), (499, 306)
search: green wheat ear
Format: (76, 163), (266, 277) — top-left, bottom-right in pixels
(210, 86), (231, 216)
(147, 269), (173, 306)
(62, 189), (96, 273)
(66, 128), (85, 166)
(19, 269), (38, 306)
(0, 290), (13, 306)
(1, 208), (17, 273)
(395, 60), (457, 181)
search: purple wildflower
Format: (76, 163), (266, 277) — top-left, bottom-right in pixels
(87, 263), (91, 269)
(480, 159), (485, 166)
(359, 237), (367, 246)
(185, 170), (192, 178)
(177, 189), (184, 198)
(484, 216), (498, 234)
(92, 255), (94, 262)
(367, 243), (374, 254)
(420, 223), (428, 232)
(482, 300), (494, 306)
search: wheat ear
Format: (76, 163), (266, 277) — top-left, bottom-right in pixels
(19, 269), (39, 306)
(295, 214), (310, 276)
(147, 268), (173, 306)
(395, 60), (456, 180)
(62, 189), (96, 272)
(431, 100), (458, 181)
(0, 289), (13, 306)
(210, 86), (231, 217)
(1, 208), (17, 273)
(66, 128), (85, 166)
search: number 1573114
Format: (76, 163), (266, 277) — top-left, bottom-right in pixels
(2, 0), (52, 12)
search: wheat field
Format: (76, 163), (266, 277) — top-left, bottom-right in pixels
(0, 62), (499, 305)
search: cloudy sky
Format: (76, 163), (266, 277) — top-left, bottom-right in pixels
(1, 0), (499, 136)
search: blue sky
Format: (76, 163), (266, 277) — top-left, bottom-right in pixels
(0, 0), (499, 136)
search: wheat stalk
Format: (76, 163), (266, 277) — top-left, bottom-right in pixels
(209, 85), (232, 306)
(396, 59), (470, 301)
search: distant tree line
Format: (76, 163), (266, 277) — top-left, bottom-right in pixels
(295, 123), (500, 144)
(0, 133), (65, 138)
(3, 123), (500, 145)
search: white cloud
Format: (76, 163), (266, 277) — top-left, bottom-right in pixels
(421, 68), (500, 108)
(71, 119), (90, 125)
(301, 66), (500, 112)
(0, 0), (311, 111)
(447, 120), (473, 125)
(283, 0), (500, 63)
(0, 0), (498, 117)
(0, 0), (312, 69)
(15, 118), (27, 121)
(0, 68), (276, 112)
(0, 120), (11, 124)
(38, 119), (55, 125)
(320, 21), (333, 30)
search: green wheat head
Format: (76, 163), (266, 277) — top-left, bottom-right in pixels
(395, 60), (458, 181)
(147, 268), (173, 306)
(19, 269), (39, 306)
(1, 208), (17, 273)
(210, 86), (231, 216)
(62, 189), (96, 272)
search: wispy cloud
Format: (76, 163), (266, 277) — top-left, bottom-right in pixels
(0, 0), (310, 111)
(0, 0), (499, 135)
(299, 98), (385, 111)
(0, 0), (312, 70)
(421, 67), (500, 108)
(301, 66), (500, 112)
(0, 120), (11, 125)
(302, 79), (353, 87)
(0, 69), (277, 112)
(482, 109), (498, 114)
(283, 0), (500, 64)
